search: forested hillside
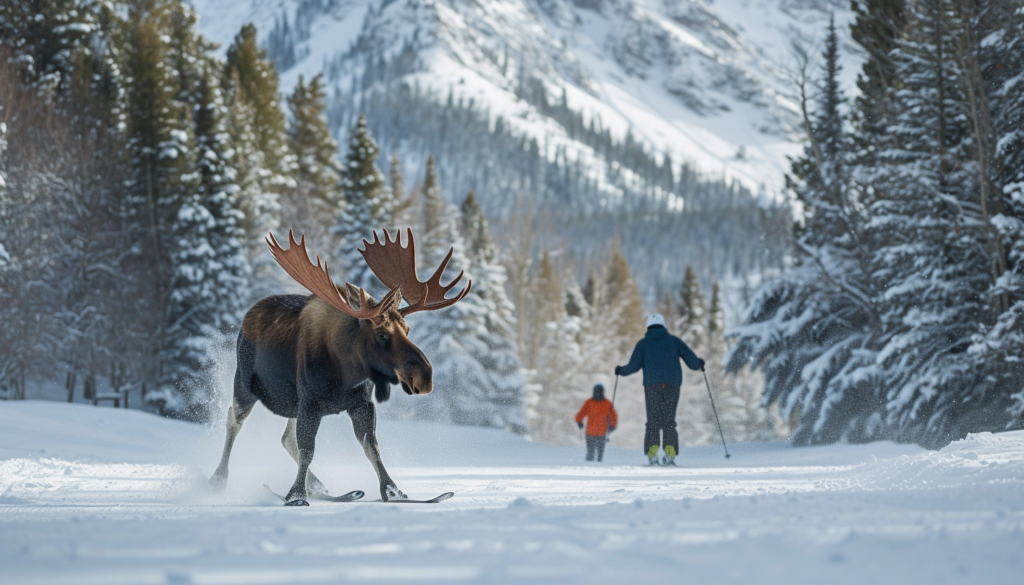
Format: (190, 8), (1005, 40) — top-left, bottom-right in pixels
(1, 0), (784, 448)
(729, 2), (1024, 448)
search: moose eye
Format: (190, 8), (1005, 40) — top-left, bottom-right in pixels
(376, 332), (388, 342)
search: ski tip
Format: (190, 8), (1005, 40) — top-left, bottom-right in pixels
(377, 492), (455, 504)
(263, 484), (286, 503)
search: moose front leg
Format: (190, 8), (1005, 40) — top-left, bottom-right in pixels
(349, 401), (406, 501)
(281, 418), (329, 498)
(284, 407), (322, 505)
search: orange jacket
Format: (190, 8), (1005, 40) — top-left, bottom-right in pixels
(575, 398), (618, 437)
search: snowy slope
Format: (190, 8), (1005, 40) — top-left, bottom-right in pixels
(189, 0), (856, 195)
(3, 401), (1024, 584)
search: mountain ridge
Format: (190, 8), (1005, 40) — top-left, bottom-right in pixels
(190, 0), (856, 197)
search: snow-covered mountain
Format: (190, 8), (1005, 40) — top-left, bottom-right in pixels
(191, 0), (854, 196)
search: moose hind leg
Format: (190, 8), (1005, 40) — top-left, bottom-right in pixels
(284, 410), (321, 504)
(281, 418), (329, 498)
(349, 402), (405, 501)
(209, 397), (255, 488)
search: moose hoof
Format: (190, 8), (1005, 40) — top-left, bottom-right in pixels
(209, 474), (227, 490)
(383, 485), (407, 502)
(285, 499), (309, 507)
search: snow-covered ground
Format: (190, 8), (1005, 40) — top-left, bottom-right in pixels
(2, 401), (1022, 584)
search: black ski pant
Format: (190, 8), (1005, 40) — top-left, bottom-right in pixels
(585, 435), (606, 461)
(644, 384), (680, 455)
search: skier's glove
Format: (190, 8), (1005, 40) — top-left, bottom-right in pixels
(578, 422), (584, 430)
(614, 365), (623, 376)
(698, 358), (706, 371)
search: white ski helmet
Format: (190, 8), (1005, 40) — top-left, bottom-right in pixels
(646, 313), (666, 328)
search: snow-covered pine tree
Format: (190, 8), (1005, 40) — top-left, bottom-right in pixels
(153, 110), (209, 418)
(867, 0), (1003, 446)
(421, 154), (444, 236)
(193, 58), (250, 337)
(224, 22), (290, 286)
(334, 115), (390, 293)
(849, 0), (906, 164)
(728, 15), (881, 445)
(390, 154), (414, 227)
(288, 73), (341, 247)
(0, 0), (99, 96)
(392, 171), (507, 429)
(976, 1), (1024, 425)
(224, 23), (291, 181)
(123, 1), (203, 404)
(456, 191), (528, 432)
(223, 69), (280, 299)
(671, 266), (711, 444)
(530, 250), (583, 444)
(660, 291), (674, 328)
(676, 265), (707, 353)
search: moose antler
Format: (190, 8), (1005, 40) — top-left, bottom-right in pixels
(267, 231), (401, 320)
(360, 228), (472, 315)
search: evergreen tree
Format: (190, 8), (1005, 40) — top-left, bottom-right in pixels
(977, 1), (1024, 424)
(193, 58), (251, 335)
(391, 154), (416, 227)
(849, 0), (906, 157)
(390, 179), (523, 430)
(0, 0), (99, 94)
(672, 266), (711, 444)
(152, 107), (208, 416)
(728, 16), (880, 445)
(530, 250), (578, 443)
(122, 0), (200, 407)
(335, 115), (389, 292)
(288, 73), (341, 248)
(456, 191), (528, 432)
(223, 22), (289, 279)
(224, 23), (289, 175)
(422, 154), (445, 235)
(868, 0), (1005, 445)
(224, 69), (279, 297)
(675, 265), (707, 351)
(288, 74), (340, 204)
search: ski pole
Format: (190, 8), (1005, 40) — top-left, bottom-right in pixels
(605, 375), (619, 444)
(701, 368), (731, 459)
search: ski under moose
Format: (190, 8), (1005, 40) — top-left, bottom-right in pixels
(263, 484), (455, 505)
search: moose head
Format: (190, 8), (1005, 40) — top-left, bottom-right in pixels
(266, 228), (471, 397)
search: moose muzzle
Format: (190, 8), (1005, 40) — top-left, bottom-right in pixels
(397, 363), (433, 395)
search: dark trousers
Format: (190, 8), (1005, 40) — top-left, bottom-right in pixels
(585, 435), (606, 461)
(644, 385), (680, 454)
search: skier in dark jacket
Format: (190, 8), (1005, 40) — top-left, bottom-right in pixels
(615, 314), (704, 466)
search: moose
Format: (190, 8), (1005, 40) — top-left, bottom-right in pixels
(209, 228), (471, 505)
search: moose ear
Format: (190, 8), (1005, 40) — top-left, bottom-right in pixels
(344, 283), (364, 309)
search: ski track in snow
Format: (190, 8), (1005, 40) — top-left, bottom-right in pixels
(1, 401), (1023, 584)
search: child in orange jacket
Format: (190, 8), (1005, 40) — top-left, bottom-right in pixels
(575, 384), (618, 462)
